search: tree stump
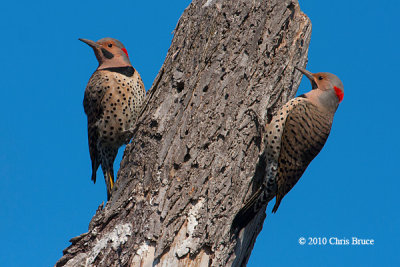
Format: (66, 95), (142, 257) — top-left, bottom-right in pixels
(56, 0), (311, 266)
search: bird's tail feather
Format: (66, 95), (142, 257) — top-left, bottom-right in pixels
(104, 170), (114, 201)
(232, 188), (267, 232)
(91, 162), (98, 183)
(271, 194), (282, 213)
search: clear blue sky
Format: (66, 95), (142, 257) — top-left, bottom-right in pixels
(0, 1), (398, 266)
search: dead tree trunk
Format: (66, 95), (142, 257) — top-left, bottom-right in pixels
(57, 0), (311, 266)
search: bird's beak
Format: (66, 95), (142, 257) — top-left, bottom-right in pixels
(79, 38), (101, 49)
(295, 66), (318, 89)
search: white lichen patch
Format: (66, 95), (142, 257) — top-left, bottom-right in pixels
(187, 198), (204, 236)
(86, 223), (132, 265)
(131, 241), (156, 267)
(203, 0), (215, 8)
(175, 198), (205, 258)
(136, 241), (150, 256)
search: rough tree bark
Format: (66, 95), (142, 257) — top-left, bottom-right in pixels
(57, 0), (311, 266)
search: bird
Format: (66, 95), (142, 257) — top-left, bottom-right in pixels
(79, 37), (146, 200)
(232, 66), (344, 230)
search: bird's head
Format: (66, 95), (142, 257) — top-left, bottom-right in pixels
(79, 37), (131, 70)
(295, 66), (344, 112)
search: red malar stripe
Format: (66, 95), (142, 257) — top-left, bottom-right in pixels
(121, 48), (129, 58)
(334, 86), (344, 102)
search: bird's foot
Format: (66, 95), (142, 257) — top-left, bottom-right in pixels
(121, 130), (134, 144)
(244, 108), (266, 140)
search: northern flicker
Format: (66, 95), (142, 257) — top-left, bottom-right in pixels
(233, 67), (344, 229)
(80, 37), (146, 200)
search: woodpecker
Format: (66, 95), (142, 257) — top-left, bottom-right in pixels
(233, 67), (344, 229)
(80, 37), (145, 200)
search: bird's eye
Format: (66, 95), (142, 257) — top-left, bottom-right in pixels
(108, 44), (113, 48)
(318, 76), (323, 80)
